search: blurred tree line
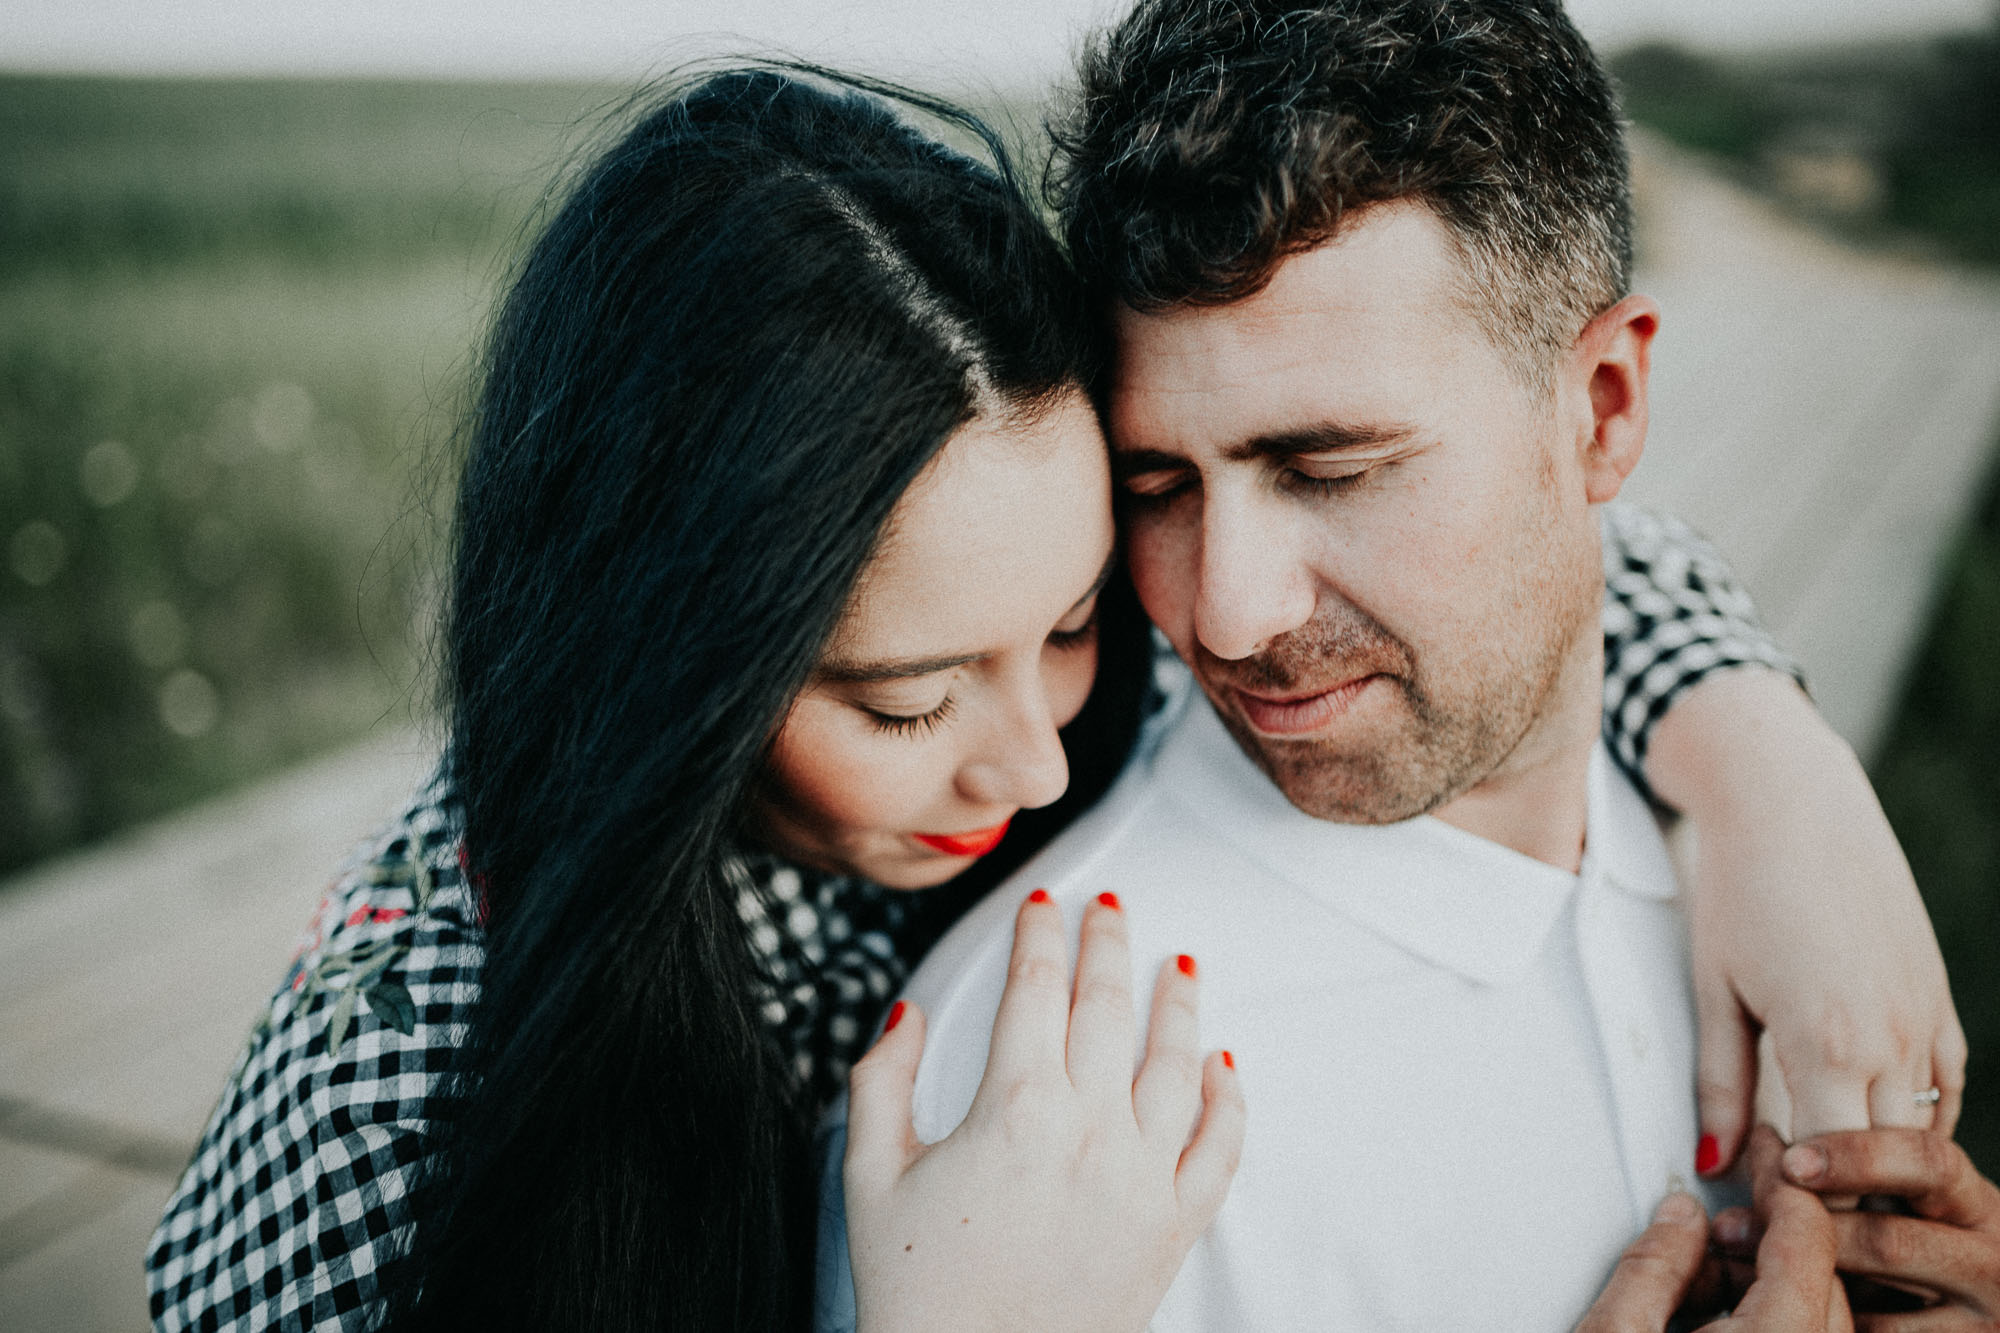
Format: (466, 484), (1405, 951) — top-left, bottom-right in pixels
(1616, 17), (2000, 1169)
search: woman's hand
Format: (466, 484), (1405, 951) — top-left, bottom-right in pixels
(1579, 1129), (1852, 1333)
(1644, 669), (1965, 1173)
(841, 890), (1245, 1333)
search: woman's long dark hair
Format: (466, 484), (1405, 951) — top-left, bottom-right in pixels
(394, 69), (1150, 1329)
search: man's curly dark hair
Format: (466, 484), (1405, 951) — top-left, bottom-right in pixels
(1050, 0), (1634, 382)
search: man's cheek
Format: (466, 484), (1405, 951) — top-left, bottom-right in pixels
(1124, 521), (1196, 643)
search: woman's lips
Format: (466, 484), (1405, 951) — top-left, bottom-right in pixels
(913, 819), (1012, 858)
(1232, 674), (1382, 736)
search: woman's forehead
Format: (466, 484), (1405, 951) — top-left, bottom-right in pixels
(833, 397), (1114, 663)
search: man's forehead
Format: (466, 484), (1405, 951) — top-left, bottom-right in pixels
(1108, 208), (1474, 448)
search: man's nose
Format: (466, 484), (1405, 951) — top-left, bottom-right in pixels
(956, 685), (1072, 812)
(1194, 495), (1317, 661)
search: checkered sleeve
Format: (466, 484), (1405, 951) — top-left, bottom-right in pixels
(1600, 500), (1807, 797)
(146, 787), (480, 1333)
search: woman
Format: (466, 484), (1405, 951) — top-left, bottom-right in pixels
(146, 69), (1959, 1331)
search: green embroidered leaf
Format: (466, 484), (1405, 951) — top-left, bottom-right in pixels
(327, 988), (356, 1055)
(365, 981), (418, 1035)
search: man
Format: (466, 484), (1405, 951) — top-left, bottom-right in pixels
(868, 2), (1698, 1324)
(821, 0), (1982, 1327)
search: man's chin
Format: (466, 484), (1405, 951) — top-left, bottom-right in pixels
(1205, 685), (1467, 825)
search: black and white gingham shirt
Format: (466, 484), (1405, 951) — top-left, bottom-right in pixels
(145, 502), (1798, 1332)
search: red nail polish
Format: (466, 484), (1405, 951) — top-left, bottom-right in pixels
(1177, 954), (1197, 976)
(884, 1000), (906, 1033)
(1028, 888), (1050, 904)
(1695, 1133), (1721, 1175)
(1222, 1050), (1235, 1070)
(1097, 891), (1121, 910)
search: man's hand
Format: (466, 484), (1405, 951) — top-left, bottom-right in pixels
(1580, 1128), (1853, 1332)
(1779, 1129), (2000, 1326)
(1578, 1128), (1851, 1333)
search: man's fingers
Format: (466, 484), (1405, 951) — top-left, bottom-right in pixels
(1851, 1309), (1974, 1333)
(845, 1000), (926, 1192)
(982, 890), (1072, 1083)
(1065, 894), (1138, 1097)
(1172, 1049), (1245, 1235)
(1828, 1213), (1991, 1312)
(1695, 986), (1758, 1176)
(1728, 1166), (1842, 1331)
(1783, 1131), (2000, 1228)
(1574, 1193), (1710, 1333)
(1133, 953), (1204, 1141)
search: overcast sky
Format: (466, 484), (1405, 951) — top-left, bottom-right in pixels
(4, 0), (1993, 88)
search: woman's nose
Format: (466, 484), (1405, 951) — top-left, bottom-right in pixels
(956, 691), (1072, 812)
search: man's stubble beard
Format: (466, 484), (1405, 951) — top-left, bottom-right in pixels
(1198, 478), (1601, 826)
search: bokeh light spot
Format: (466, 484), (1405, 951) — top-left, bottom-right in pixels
(251, 382), (314, 452)
(130, 600), (190, 669)
(158, 668), (221, 738)
(80, 439), (141, 506)
(10, 521), (69, 586)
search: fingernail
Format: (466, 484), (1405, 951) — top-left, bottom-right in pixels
(1783, 1143), (1827, 1184)
(883, 1000), (906, 1032)
(1653, 1192), (1701, 1226)
(1222, 1050), (1235, 1070)
(1713, 1209), (1750, 1245)
(1177, 953), (1197, 977)
(1097, 891), (1121, 910)
(1027, 888), (1050, 904)
(1695, 1133), (1721, 1175)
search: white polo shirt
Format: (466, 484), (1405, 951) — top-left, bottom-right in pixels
(829, 685), (1707, 1332)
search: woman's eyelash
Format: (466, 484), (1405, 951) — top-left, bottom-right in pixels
(868, 694), (957, 737)
(1048, 607), (1101, 650)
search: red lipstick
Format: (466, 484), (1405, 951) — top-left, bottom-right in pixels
(913, 819), (1012, 858)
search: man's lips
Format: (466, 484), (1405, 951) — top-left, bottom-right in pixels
(1231, 674), (1383, 736)
(912, 819), (1012, 858)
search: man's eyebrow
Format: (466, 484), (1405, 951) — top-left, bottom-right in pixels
(816, 650), (982, 685)
(1110, 447), (1190, 479)
(1225, 421), (1418, 462)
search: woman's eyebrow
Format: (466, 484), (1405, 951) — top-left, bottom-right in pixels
(816, 651), (982, 685)
(1069, 548), (1118, 615)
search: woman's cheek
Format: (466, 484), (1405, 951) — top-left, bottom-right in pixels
(767, 698), (937, 842)
(1048, 638), (1101, 730)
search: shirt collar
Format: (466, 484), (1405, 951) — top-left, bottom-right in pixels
(1150, 695), (1675, 987)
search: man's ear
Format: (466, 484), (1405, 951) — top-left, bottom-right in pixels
(1567, 293), (1659, 503)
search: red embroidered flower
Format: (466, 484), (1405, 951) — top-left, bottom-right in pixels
(372, 908), (407, 924)
(346, 907), (370, 928)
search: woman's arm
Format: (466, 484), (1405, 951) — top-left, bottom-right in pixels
(1599, 504), (1964, 1177)
(829, 892), (1243, 1333)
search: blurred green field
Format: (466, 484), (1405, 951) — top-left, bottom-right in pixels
(0, 75), (618, 873)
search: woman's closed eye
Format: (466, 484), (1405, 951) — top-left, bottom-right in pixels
(866, 693), (957, 737)
(1047, 599), (1101, 652)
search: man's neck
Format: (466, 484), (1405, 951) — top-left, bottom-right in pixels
(1430, 634), (1604, 873)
